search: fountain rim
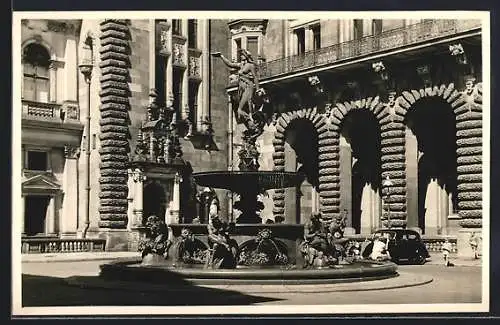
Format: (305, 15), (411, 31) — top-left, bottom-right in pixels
(192, 170), (302, 176)
(192, 170), (304, 191)
(99, 258), (399, 284)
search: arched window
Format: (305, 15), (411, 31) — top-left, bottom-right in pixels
(22, 43), (51, 102)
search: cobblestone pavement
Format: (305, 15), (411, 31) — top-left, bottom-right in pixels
(19, 259), (483, 308)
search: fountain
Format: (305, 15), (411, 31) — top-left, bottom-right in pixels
(98, 49), (398, 285)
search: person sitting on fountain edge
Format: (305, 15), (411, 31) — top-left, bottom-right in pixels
(300, 212), (329, 268)
(207, 211), (238, 269)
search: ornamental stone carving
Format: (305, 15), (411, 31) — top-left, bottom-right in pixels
(132, 168), (146, 183)
(160, 29), (170, 54)
(189, 55), (201, 78)
(173, 43), (184, 65)
(62, 101), (80, 120)
(64, 145), (81, 159)
(464, 76), (476, 96)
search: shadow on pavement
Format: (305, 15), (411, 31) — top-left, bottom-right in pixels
(22, 274), (282, 307)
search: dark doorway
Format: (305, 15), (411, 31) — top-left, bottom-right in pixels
(341, 110), (382, 234)
(406, 97), (457, 234)
(143, 182), (167, 223)
(24, 196), (49, 235)
(284, 118), (320, 222)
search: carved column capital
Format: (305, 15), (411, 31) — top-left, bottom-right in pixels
(64, 145), (81, 159)
(464, 75), (477, 96)
(132, 168), (146, 183)
(449, 43), (467, 65)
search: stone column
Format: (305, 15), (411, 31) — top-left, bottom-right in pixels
(424, 179), (448, 235)
(181, 20), (189, 121)
(61, 145), (80, 238)
(339, 134), (354, 233)
(284, 142), (296, 224)
(305, 26), (313, 51)
(202, 20), (210, 126)
(360, 182), (375, 235)
(311, 186), (319, 213)
(231, 38), (238, 61)
(126, 169), (135, 230)
(133, 168), (145, 227)
(405, 126), (419, 230)
(46, 196), (56, 235)
(49, 61), (57, 102)
(64, 37), (78, 102)
(241, 36), (248, 52)
(170, 173), (181, 223)
(165, 20), (173, 108)
(21, 195), (25, 235)
(148, 19), (156, 90)
(291, 32), (298, 55)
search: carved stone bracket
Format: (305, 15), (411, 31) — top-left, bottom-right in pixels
(449, 43), (467, 65)
(64, 145), (81, 159)
(156, 21), (171, 56)
(61, 101), (80, 120)
(463, 76), (476, 95)
(416, 65), (432, 88)
(132, 168), (146, 183)
(372, 61), (394, 92)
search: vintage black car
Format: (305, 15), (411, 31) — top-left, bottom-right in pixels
(361, 229), (430, 264)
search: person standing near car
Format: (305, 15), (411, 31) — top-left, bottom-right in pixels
(469, 232), (479, 259)
(442, 238), (453, 267)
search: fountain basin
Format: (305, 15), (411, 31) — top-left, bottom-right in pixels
(192, 171), (303, 192)
(168, 223), (304, 266)
(99, 259), (398, 285)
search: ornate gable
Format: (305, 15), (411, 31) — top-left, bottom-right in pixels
(22, 173), (61, 194)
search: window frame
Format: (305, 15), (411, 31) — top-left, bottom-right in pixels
(22, 43), (51, 103)
(25, 148), (51, 172)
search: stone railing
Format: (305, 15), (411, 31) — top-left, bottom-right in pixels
(345, 234), (458, 253)
(258, 19), (481, 79)
(22, 100), (62, 120)
(21, 237), (106, 254)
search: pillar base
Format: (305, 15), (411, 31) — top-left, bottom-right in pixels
(95, 229), (131, 252)
(128, 227), (147, 252)
(457, 227), (482, 258)
(344, 227), (356, 235)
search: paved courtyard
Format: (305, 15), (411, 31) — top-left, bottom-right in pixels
(19, 259), (482, 307)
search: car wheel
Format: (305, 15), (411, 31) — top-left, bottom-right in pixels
(413, 253), (426, 265)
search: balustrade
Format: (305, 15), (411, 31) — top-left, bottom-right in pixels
(21, 237), (106, 254)
(22, 100), (62, 120)
(258, 19), (481, 79)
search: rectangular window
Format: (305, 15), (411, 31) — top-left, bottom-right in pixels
(27, 150), (48, 171)
(294, 28), (306, 55)
(372, 19), (383, 35)
(188, 19), (198, 48)
(173, 68), (182, 116)
(247, 37), (259, 58)
(353, 19), (364, 40)
(312, 24), (321, 50)
(235, 38), (242, 62)
(23, 65), (49, 103)
(172, 19), (182, 35)
(155, 56), (166, 105)
(188, 81), (199, 127)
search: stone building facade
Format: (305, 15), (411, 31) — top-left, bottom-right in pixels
(20, 19), (230, 251)
(225, 19), (483, 257)
(19, 17), (484, 257)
